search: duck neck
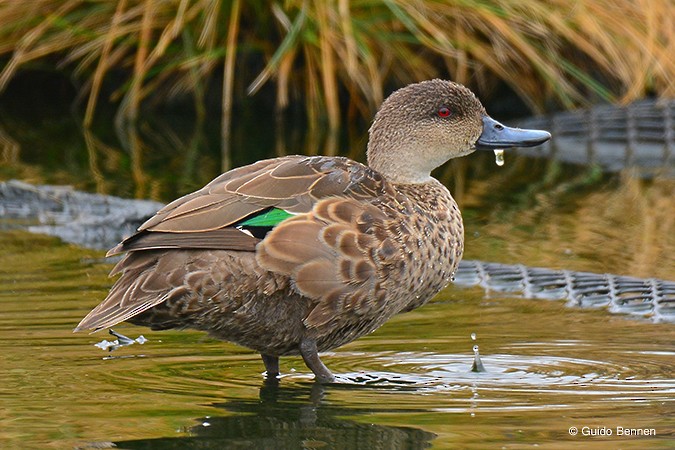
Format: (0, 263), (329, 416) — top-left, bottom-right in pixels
(367, 141), (435, 184)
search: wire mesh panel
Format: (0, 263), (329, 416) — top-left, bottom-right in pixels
(455, 260), (675, 323)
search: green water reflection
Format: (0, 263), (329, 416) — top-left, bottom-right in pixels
(1, 231), (674, 448)
(2, 102), (673, 278)
(0, 105), (674, 448)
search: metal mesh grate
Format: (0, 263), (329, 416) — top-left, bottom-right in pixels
(516, 99), (675, 175)
(455, 260), (675, 323)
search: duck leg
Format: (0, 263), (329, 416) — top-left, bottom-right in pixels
(299, 338), (335, 383)
(261, 354), (280, 378)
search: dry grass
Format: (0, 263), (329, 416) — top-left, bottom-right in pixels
(0, 0), (672, 132)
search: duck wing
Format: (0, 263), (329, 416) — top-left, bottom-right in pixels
(108, 155), (389, 255)
(256, 196), (401, 331)
(77, 155), (400, 332)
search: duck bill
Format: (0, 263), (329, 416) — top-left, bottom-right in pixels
(475, 115), (551, 150)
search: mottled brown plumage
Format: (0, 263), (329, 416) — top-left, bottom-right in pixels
(76, 80), (550, 382)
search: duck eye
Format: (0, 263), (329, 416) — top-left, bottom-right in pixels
(437, 106), (451, 118)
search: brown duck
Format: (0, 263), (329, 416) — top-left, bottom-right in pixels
(76, 80), (550, 382)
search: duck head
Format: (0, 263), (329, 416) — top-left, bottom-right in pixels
(367, 79), (551, 184)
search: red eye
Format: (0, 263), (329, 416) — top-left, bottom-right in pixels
(438, 106), (451, 117)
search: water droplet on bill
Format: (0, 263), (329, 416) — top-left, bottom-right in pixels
(494, 149), (505, 166)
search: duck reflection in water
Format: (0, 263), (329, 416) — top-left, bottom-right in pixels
(111, 381), (436, 450)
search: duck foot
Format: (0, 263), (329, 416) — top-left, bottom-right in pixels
(300, 339), (335, 383)
(261, 354), (280, 378)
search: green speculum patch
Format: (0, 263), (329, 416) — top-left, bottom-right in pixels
(239, 208), (294, 228)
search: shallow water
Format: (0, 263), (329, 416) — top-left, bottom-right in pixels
(1, 229), (674, 448)
(1, 106), (674, 448)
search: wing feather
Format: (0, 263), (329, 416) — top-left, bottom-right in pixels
(257, 197), (399, 330)
(78, 155), (395, 332)
(114, 155), (387, 254)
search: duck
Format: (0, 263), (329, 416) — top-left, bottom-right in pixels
(75, 79), (550, 382)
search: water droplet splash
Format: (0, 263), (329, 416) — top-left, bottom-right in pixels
(471, 337), (486, 372)
(95, 329), (147, 352)
(494, 149), (505, 166)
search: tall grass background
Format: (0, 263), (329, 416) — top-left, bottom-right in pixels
(0, 0), (672, 131)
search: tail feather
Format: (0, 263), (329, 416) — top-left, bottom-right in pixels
(74, 251), (178, 332)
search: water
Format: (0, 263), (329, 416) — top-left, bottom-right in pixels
(1, 107), (674, 448)
(1, 231), (673, 448)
